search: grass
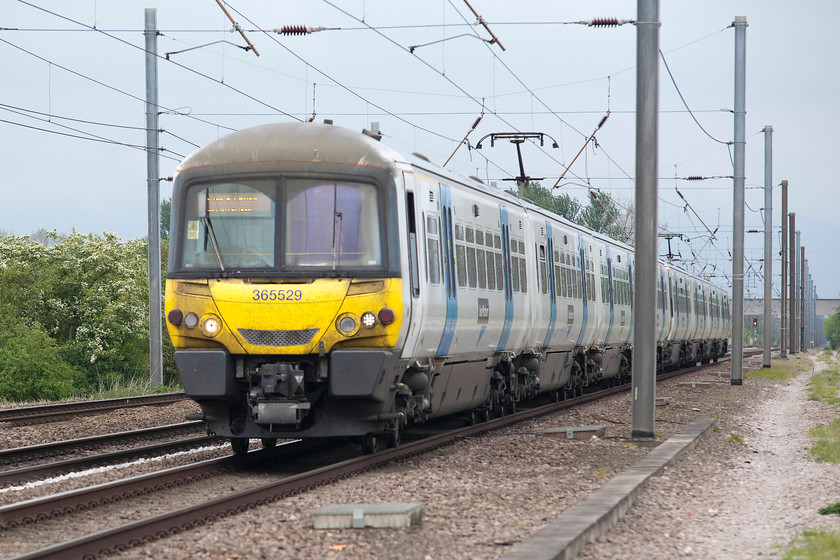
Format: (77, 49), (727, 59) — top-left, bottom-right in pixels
(807, 365), (840, 407)
(793, 355), (815, 372)
(728, 433), (744, 444)
(809, 421), (840, 463)
(0, 375), (182, 407)
(84, 378), (182, 400)
(818, 502), (840, 516)
(746, 359), (798, 381)
(784, 529), (840, 559)
(817, 348), (836, 365)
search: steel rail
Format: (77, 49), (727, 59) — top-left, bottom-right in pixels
(0, 422), (204, 467)
(0, 435), (220, 488)
(0, 393), (188, 425)
(0, 439), (318, 532)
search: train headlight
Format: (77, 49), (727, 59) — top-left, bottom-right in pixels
(361, 311), (377, 329)
(201, 314), (222, 337)
(184, 312), (199, 329)
(337, 314), (358, 336)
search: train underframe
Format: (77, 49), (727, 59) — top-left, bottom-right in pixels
(178, 338), (726, 454)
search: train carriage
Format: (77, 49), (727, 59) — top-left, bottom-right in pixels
(164, 122), (729, 453)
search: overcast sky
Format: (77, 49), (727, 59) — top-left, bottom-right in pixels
(2, 1), (838, 300)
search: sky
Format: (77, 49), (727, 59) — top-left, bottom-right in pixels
(2, 1), (838, 300)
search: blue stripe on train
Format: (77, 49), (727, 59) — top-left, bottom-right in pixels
(496, 206), (514, 351)
(543, 221), (557, 348)
(436, 183), (458, 356)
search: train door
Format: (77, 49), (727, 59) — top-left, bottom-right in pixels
(399, 172), (425, 358)
(604, 247), (615, 345)
(400, 173), (446, 359)
(542, 223), (557, 347)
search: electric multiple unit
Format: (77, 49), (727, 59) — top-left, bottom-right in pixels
(164, 122), (729, 453)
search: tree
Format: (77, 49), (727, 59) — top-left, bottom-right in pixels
(522, 182), (634, 244)
(825, 311), (840, 350)
(522, 182), (582, 223)
(160, 198), (171, 240)
(0, 232), (156, 396)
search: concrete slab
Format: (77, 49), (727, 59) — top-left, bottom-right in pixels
(500, 418), (714, 560)
(679, 381), (711, 389)
(543, 425), (606, 440)
(655, 397), (671, 407)
(312, 502), (424, 529)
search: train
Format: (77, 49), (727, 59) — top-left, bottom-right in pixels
(164, 121), (730, 454)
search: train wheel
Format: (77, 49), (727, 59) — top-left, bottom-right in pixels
(465, 410), (478, 426)
(362, 433), (381, 455)
(479, 408), (490, 422)
(384, 427), (401, 449)
(230, 438), (249, 455)
(549, 389), (559, 403)
(505, 401), (516, 415)
(261, 438), (277, 450)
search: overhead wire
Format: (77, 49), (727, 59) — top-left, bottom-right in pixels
(16, 0), (300, 122)
(223, 0), (515, 179)
(0, 36), (236, 135)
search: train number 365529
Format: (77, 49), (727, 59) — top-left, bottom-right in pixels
(252, 289), (303, 302)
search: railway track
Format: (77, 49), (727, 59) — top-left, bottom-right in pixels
(0, 433), (221, 488)
(0, 422), (205, 469)
(1, 354), (751, 560)
(0, 393), (188, 426)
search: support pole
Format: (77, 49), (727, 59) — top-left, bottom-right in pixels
(631, 0), (659, 439)
(762, 125), (772, 367)
(790, 226), (802, 354)
(801, 245), (806, 351)
(145, 9), (163, 387)
(780, 180), (787, 358)
(730, 16), (747, 385)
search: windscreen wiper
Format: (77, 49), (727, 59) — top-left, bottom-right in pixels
(200, 216), (225, 272)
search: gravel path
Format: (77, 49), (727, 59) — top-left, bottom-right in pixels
(581, 351), (840, 559)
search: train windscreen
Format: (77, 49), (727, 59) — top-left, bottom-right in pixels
(178, 178), (382, 273)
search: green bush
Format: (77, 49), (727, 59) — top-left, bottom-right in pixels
(0, 232), (175, 401)
(0, 308), (77, 401)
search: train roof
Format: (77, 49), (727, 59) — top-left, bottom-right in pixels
(176, 121), (404, 175)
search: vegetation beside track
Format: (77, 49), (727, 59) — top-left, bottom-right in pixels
(0, 231), (179, 403)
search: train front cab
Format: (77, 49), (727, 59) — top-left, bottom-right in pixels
(164, 125), (415, 451)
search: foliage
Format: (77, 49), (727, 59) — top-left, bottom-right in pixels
(785, 529), (840, 559)
(0, 231), (175, 400)
(0, 304), (77, 401)
(824, 312), (840, 350)
(818, 502), (840, 515)
(522, 182), (583, 223)
(160, 197), (172, 241)
(522, 182), (633, 244)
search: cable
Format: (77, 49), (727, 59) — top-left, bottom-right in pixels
(0, 37), (236, 134)
(659, 49), (730, 146)
(16, 1), (300, 121)
(0, 117), (181, 161)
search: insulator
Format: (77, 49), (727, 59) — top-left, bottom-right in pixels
(597, 114), (609, 128)
(471, 115), (483, 130)
(588, 17), (619, 27)
(277, 25), (309, 35)
(686, 176), (704, 181)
